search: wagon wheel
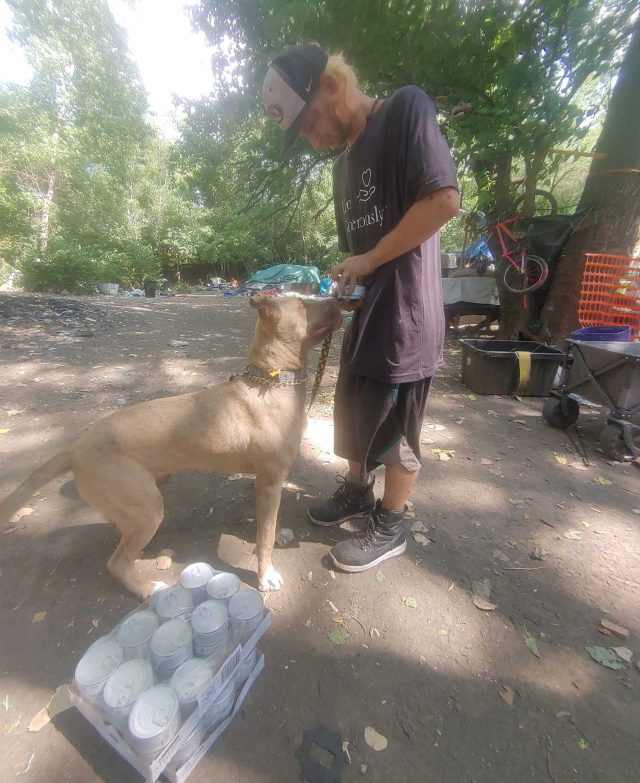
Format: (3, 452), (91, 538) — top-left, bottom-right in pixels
(542, 395), (579, 429)
(599, 423), (630, 461)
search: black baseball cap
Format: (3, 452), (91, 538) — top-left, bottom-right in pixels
(261, 43), (329, 152)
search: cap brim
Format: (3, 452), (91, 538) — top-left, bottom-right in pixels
(280, 112), (304, 155)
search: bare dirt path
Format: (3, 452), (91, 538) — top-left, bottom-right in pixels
(1, 292), (638, 782)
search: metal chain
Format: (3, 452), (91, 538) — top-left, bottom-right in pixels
(307, 333), (333, 412)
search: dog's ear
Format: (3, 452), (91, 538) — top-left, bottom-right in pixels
(250, 294), (281, 323)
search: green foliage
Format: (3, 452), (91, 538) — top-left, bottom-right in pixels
(21, 240), (160, 293)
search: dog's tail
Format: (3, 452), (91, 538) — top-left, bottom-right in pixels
(0, 450), (73, 527)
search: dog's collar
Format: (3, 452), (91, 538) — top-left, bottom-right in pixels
(243, 364), (307, 386)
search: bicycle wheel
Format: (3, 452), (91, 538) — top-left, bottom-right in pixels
(503, 255), (549, 294)
(513, 189), (558, 216)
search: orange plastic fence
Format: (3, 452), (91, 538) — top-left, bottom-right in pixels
(578, 253), (640, 339)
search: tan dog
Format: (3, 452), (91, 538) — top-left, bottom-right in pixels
(0, 294), (342, 597)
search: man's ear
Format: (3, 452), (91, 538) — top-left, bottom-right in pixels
(319, 72), (338, 95)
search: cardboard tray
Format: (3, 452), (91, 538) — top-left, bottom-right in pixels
(71, 609), (271, 783)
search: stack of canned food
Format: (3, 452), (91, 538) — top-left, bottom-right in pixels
(73, 562), (267, 771)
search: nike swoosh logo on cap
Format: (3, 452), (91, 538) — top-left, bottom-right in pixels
(305, 77), (313, 93)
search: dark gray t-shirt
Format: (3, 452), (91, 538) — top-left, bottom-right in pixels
(332, 85), (458, 383)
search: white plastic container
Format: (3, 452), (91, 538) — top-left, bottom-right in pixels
(74, 637), (124, 699)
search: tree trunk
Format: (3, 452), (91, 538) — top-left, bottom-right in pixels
(39, 166), (56, 254)
(541, 24), (640, 340)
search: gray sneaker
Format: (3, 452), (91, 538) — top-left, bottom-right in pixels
(330, 502), (407, 572)
(307, 474), (375, 527)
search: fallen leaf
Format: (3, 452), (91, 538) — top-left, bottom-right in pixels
(167, 339), (188, 347)
(524, 631), (541, 659)
(481, 458), (493, 465)
(410, 520), (426, 533)
(329, 627), (348, 645)
(530, 546), (546, 561)
(556, 710), (572, 719)
(156, 555), (172, 570)
(492, 549), (510, 563)
(595, 476), (612, 486)
(32, 612), (47, 623)
(364, 726), (388, 751)
(413, 533), (430, 546)
(612, 646), (633, 663)
(375, 571), (385, 583)
(14, 507), (33, 521)
(499, 685), (515, 706)
(0, 428), (10, 435)
(578, 738), (589, 750)
(585, 646), (624, 670)
(468, 394), (477, 401)
(570, 461), (589, 471)
(2, 718), (20, 735)
(563, 530), (582, 541)
(472, 578), (496, 610)
(403, 597), (417, 609)
(599, 619), (629, 640)
(554, 454), (567, 465)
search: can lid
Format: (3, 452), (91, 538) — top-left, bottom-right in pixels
(104, 659), (154, 709)
(206, 572), (241, 600)
(128, 685), (179, 740)
(153, 585), (193, 618)
(190, 600), (228, 634)
(75, 638), (124, 687)
(180, 563), (216, 590)
(170, 658), (212, 702)
(228, 589), (264, 621)
(151, 617), (192, 656)
(116, 609), (160, 646)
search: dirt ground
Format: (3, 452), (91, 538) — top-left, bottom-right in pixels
(0, 291), (639, 783)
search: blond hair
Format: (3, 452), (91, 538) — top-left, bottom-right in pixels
(323, 52), (360, 125)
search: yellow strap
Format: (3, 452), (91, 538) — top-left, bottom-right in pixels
(268, 368), (281, 377)
(515, 351), (531, 395)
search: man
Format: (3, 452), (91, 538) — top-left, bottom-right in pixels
(262, 44), (459, 573)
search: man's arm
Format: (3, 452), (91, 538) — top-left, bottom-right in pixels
(332, 187), (460, 294)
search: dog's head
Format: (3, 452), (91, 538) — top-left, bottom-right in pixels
(249, 294), (342, 362)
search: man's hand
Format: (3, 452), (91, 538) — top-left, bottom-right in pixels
(331, 253), (376, 295)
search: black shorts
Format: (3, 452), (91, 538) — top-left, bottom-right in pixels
(333, 370), (432, 477)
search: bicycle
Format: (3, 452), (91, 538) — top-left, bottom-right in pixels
(489, 215), (549, 295)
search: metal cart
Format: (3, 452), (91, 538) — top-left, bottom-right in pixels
(542, 340), (640, 461)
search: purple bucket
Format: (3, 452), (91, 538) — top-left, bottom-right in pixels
(570, 326), (632, 342)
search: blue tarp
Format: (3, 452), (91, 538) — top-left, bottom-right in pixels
(249, 264), (321, 285)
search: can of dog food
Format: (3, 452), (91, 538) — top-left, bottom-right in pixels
(74, 637), (124, 699)
(169, 658), (213, 716)
(150, 617), (193, 679)
(200, 677), (235, 731)
(191, 599), (229, 658)
(206, 572), (241, 602)
(152, 585), (194, 622)
(228, 589), (264, 644)
(103, 659), (154, 725)
(115, 609), (160, 660)
(179, 563), (217, 605)
(169, 722), (205, 766)
(128, 684), (181, 758)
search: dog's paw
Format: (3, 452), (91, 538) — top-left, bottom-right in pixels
(258, 568), (284, 592)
